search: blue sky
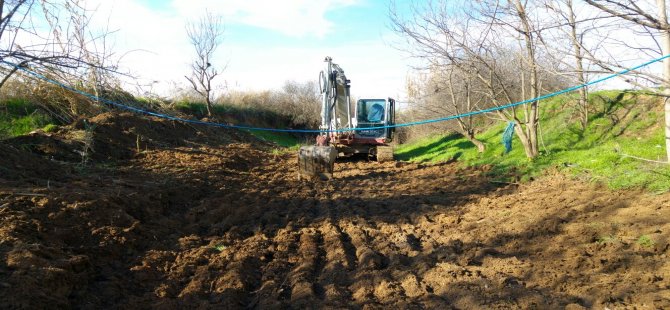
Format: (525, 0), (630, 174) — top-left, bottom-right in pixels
(85, 0), (414, 99)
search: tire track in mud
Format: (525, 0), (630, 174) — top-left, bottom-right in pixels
(340, 221), (385, 272)
(252, 227), (297, 308)
(292, 161), (463, 307)
(210, 248), (264, 307)
(317, 221), (356, 305)
(302, 183), (359, 305)
(287, 228), (324, 305)
(150, 155), (492, 308)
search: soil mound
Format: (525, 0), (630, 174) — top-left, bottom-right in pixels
(69, 112), (257, 161)
(1, 112), (262, 180)
(0, 142), (71, 181)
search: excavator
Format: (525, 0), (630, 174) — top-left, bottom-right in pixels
(298, 56), (396, 180)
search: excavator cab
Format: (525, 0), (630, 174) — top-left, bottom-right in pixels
(354, 98), (395, 143)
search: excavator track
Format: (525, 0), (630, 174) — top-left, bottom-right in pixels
(376, 145), (394, 162)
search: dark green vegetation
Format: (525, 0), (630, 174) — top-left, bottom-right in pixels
(0, 98), (57, 138)
(245, 130), (300, 148)
(396, 90), (670, 192)
(174, 101), (289, 127)
(173, 101), (302, 148)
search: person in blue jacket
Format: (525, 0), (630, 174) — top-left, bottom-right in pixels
(367, 103), (384, 122)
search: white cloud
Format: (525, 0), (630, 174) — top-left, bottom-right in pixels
(77, 0), (410, 101)
(170, 0), (360, 38)
(224, 41), (410, 99)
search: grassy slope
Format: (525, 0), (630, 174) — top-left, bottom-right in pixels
(396, 90), (670, 192)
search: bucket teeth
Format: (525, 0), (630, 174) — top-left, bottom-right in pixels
(298, 146), (338, 180)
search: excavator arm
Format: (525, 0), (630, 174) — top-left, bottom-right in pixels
(298, 57), (350, 180)
(319, 56), (353, 135)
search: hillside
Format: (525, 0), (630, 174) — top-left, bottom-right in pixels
(397, 90), (670, 192)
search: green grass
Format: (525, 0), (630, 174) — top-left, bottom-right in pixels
(396, 90), (670, 191)
(0, 98), (57, 138)
(43, 124), (58, 133)
(636, 235), (655, 248)
(246, 129), (301, 148)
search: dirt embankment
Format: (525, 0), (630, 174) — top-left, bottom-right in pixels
(1, 112), (669, 309)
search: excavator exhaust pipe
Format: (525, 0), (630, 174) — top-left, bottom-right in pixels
(298, 145), (338, 180)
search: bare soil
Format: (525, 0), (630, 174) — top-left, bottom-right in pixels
(1, 112), (669, 309)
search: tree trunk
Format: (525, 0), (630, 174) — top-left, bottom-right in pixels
(450, 71), (486, 153)
(466, 131), (486, 153)
(566, 0), (588, 131)
(514, 0), (540, 158)
(205, 97), (213, 117)
(658, 0), (670, 161)
(514, 123), (534, 157)
(665, 97), (670, 161)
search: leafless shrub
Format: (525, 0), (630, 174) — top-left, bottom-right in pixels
(185, 12), (225, 117)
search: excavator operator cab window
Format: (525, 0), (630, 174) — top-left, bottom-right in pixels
(357, 99), (385, 124)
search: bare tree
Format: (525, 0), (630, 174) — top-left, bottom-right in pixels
(43, 0), (120, 116)
(505, 0), (542, 158)
(407, 65), (488, 152)
(0, 0), (115, 90)
(544, 0), (590, 131)
(185, 12), (224, 117)
(0, 0), (125, 125)
(583, 0), (670, 161)
(447, 69), (487, 152)
(391, 0), (556, 158)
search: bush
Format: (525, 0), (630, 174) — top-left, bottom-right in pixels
(4, 98), (37, 115)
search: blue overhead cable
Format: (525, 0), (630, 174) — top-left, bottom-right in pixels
(1, 54), (669, 133)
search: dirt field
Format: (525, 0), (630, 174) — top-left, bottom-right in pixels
(1, 113), (669, 309)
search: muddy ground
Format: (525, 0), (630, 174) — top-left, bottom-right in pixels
(1, 112), (669, 309)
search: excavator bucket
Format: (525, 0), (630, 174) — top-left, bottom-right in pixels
(298, 145), (338, 180)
